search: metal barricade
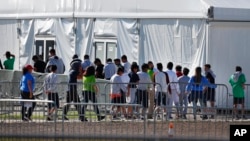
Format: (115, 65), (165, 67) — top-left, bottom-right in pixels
(0, 99), (56, 138)
(2, 80), (250, 141)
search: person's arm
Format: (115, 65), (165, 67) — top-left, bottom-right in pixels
(0, 59), (3, 69)
(27, 80), (33, 98)
(119, 77), (127, 93)
(10, 54), (15, 58)
(185, 77), (193, 93)
(240, 74), (246, 89)
(92, 76), (99, 94)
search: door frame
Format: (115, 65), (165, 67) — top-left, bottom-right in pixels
(93, 38), (117, 63)
(34, 35), (56, 62)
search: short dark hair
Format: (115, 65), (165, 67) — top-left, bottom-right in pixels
(121, 55), (127, 60)
(117, 66), (124, 73)
(107, 58), (112, 62)
(114, 58), (120, 62)
(5, 51), (11, 57)
(204, 64), (211, 69)
(157, 63), (163, 71)
(183, 68), (189, 76)
(148, 61), (153, 65)
(84, 54), (89, 59)
(32, 55), (38, 60)
(49, 49), (55, 54)
(175, 65), (182, 71)
(131, 63), (138, 71)
(167, 62), (173, 70)
(236, 66), (242, 72)
(72, 54), (78, 59)
(94, 58), (101, 64)
(141, 63), (149, 71)
(50, 65), (57, 72)
(84, 66), (95, 76)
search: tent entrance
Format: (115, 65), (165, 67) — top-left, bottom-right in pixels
(34, 36), (55, 62)
(94, 39), (117, 63)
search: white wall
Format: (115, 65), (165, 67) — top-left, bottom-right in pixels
(207, 22), (250, 109)
(0, 20), (19, 70)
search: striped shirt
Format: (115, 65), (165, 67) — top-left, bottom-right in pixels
(44, 73), (58, 93)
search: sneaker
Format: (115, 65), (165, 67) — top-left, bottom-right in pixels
(210, 115), (215, 119)
(126, 115), (133, 120)
(196, 108), (201, 113)
(140, 116), (145, 120)
(147, 116), (153, 119)
(242, 115), (248, 120)
(235, 115), (240, 120)
(98, 116), (106, 121)
(63, 116), (69, 120)
(22, 117), (29, 122)
(182, 115), (187, 119)
(168, 116), (173, 119)
(47, 117), (53, 121)
(112, 115), (120, 120)
(156, 115), (161, 120)
(202, 115), (208, 120)
(80, 118), (88, 122)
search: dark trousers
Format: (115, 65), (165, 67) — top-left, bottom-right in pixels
(63, 85), (83, 118)
(82, 91), (100, 118)
(20, 91), (36, 119)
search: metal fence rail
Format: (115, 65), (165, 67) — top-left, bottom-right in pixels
(0, 81), (250, 141)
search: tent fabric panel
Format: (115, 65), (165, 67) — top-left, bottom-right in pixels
(139, 19), (206, 73)
(19, 18), (75, 72)
(207, 22), (250, 109)
(75, 18), (95, 60)
(0, 20), (19, 70)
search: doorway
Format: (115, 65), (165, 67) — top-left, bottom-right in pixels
(34, 36), (56, 62)
(94, 39), (117, 64)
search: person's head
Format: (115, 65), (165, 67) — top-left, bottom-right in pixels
(167, 62), (173, 70)
(204, 64), (211, 72)
(84, 66), (95, 76)
(194, 66), (202, 83)
(195, 67), (202, 76)
(117, 66), (124, 75)
(141, 63), (149, 72)
(183, 67), (190, 76)
(32, 55), (39, 62)
(50, 65), (57, 73)
(23, 64), (33, 75)
(121, 55), (127, 63)
(175, 65), (182, 72)
(49, 49), (56, 56)
(236, 66), (242, 72)
(84, 54), (89, 60)
(107, 58), (112, 63)
(148, 61), (154, 69)
(157, 63), (163, 71)
(114, 58), (121, 65)
(94, 58), (102, 65)
(131, 63), (139, 72)
(72, 54), (78, 59)
(5, 51), (11, 59)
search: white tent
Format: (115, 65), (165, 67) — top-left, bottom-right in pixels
(0, 0), (250, 109)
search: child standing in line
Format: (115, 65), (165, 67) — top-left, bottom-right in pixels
(44, 65), (59, 121)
